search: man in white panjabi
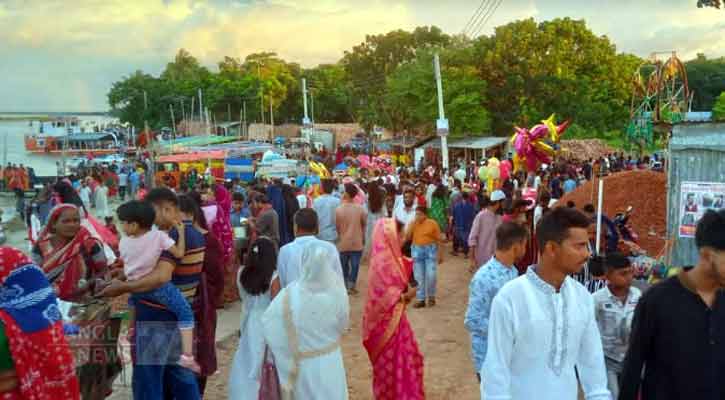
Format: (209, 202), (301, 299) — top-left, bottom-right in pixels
(262, 245), (350, 399)
(482, 207), (612, 400)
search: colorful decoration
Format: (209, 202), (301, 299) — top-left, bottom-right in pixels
(510, 114), (570, 172)
(499, 159), (512, 181)
(486, 157), (501, 190)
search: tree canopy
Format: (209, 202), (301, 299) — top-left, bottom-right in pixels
(107, 20), (725, 145)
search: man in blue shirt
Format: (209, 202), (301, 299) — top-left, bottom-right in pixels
(313, 178), (341, 243)
(129, 168), (140, 199)
(563, 174), (578, 194)
(464, 222), (529, 382)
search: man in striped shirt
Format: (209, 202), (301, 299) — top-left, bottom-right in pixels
(101, 188), (204, 400)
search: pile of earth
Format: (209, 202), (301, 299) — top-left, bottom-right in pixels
(560, 139), (616, 161)
(558, 170), (667, 256)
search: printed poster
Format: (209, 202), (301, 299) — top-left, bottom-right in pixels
(679, 181), (725, 238)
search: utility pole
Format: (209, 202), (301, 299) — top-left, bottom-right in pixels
(198, 89), (203, 126)
(310, 90), (315, 126)
(169, 104), (177, 139)
(143, 90), (155, 188)
(269, 96), (274, 141)
(242, 100), (247, 139)
(434, 53), (449, 171)
(257, 63), (265, 125)
(189, 96), (196, 127)
(61, 117), (68, 176)
(227, 103), (232, 123)
(180, 98), (186, 135)
(302, 78), (311, 126)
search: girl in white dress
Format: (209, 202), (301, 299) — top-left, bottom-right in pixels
(261, 245), (350, 400)
(228, 236), (279, 399)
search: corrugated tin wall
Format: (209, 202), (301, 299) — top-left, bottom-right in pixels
(667, 124), (725, 267)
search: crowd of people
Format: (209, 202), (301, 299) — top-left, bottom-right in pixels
(0, 145), (722, 400)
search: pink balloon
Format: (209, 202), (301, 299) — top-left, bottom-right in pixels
(499, 160), (512, 180)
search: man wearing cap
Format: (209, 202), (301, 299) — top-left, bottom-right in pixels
(468, 190), (505, 271)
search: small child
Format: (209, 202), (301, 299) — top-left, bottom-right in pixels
(116, 200), (200, 373)
(592, 252), (641, 398)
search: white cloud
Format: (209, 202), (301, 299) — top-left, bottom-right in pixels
(1, 0), (725, 111)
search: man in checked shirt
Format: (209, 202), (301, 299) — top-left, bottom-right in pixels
(592, 252), (641, 399)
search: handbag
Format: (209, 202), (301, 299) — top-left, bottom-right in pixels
(258, 345), (282, 400)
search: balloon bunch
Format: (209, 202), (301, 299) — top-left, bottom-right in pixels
(510, 114), (571, 172)
(308, 161), (330, 178)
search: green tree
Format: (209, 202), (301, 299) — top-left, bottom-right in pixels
(341, 26), (451, 130)
(474, 18), (640, 137)
(686, 54), (725, 111)
(107, 70), (166, 129)
(383, 50), (490, 137)
(712, 92), (725, 120)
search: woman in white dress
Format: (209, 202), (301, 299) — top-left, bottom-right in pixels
(94, 181), (109, 219)
(229, 237), (279, 399)
(262, 245), (350, 399)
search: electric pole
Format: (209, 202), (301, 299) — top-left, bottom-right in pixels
(434, 53), (449, 171)
(302, 78), (311, 127)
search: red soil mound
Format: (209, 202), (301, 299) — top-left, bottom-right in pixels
(558, 170), (667, 256)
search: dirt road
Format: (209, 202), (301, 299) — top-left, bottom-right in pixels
(204, 242), (481, 400)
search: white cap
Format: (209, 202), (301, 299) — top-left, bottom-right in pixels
(490, 190), (506, 202)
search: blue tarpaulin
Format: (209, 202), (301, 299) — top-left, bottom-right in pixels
(224, 158), (255, 182)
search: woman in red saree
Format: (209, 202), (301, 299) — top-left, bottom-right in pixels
(363, 218), (425, 400)
(0, 246), (80, 400)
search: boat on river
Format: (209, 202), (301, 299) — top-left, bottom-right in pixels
(24, 118), (135, 155)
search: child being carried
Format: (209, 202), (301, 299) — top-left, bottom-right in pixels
(116, 200), (200, 373)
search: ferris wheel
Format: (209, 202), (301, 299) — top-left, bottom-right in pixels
(627, 51), (692, 151)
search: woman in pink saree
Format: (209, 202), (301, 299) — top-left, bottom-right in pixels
(363, 218), (425, 399)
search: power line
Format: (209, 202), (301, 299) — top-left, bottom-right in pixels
(462, 0), (491, 36)
(468, 0), (497, 38)
(470, 0), (504, 38)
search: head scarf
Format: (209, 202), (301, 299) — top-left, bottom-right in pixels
(211, 185), (234, 265)
(0, 247), (79, 399)
(36, 204), (99, 301)
(261, 245), (349, 393)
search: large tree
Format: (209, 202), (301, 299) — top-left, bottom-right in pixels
(686, 54), (725, 111)
(341, 26), (451, 130)
(473, 18), (640, 137)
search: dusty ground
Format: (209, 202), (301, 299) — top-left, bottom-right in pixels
(204, 244), (481, 400)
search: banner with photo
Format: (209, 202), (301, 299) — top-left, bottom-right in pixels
(679, 181), (725, 238)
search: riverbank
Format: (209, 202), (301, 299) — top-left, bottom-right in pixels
(0, 115), (52, 121)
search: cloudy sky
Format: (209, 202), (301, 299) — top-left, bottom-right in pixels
(1, 0), (723, 112)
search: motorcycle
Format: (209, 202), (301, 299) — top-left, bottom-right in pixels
(614, 206), (638, 244)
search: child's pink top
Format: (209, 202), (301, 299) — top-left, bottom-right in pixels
(120, 229), (175, 281)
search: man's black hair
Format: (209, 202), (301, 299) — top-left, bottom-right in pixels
(566, 201), (576, 208)
(255, 194), (270, 204)
(294, 208), (318, 232)
(695, 209), (725, 251)
(536, 207), (591, 249)
(145, 188), (179, 207)
(582, 204), (596, 214)
(344, 183), (358, 199)
(496, 222), (529, 251)
(232, 192), (245, 202)
(117, 200), (156, 229)
(321, 179), (336, 194)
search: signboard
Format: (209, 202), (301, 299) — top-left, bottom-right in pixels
(436, 118), (449, 136)
(678, 181), (725, 238)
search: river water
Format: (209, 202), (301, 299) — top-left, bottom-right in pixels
(0, 115), (114, 176)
